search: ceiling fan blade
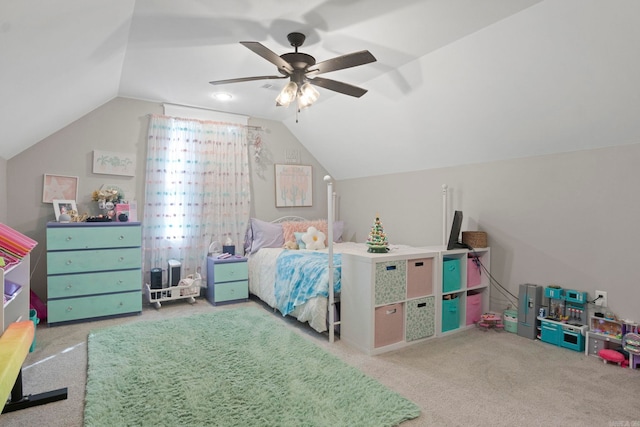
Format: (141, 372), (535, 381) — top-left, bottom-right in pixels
(307, 50), (376, 75)
(209, 75), (287, 85)
(309, 77), (368, 98)
(240, 41), (294, 74)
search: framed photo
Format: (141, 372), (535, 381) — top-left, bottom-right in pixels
(92, 150), (136, 176)
(274, 164), (312, 207)
(43, 174), (79, 203)
(52, 199), (77, 221)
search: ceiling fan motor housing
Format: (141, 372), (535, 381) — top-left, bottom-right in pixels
(287, 32), (306, 48)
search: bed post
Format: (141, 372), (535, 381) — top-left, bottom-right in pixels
(325, 175), (337, 343)
(442, 184), (448, 246)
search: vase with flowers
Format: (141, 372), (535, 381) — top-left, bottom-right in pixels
(92, 186), (124, 218)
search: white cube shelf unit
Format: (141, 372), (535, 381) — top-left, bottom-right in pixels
(341, 247), (439, 355)
(341, 246), (490, 355)
(435, 247), (491, 336)
(1, 254), (31, 334)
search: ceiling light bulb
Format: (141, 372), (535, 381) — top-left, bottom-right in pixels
(297, 82), (320, 109)
(276, 81), (298, 107)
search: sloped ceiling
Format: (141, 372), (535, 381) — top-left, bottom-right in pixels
(1, 0), (639, 179)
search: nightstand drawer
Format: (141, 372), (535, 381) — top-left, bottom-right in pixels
(214, 262), (248, 282)
(47, 247), (142, 275)
(47, 225), (141, 250)
(48, 269), (141, 298)
(213, 280), (248, 303)
(47, 291), (141, 324)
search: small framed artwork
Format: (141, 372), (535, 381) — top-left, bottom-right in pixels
(43, 174), (79, 203)
(92, 150), (136, 176)
(52, 199), (77, 221)
(274, 164), (313, 207)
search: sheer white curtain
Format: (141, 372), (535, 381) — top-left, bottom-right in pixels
(143, 115), (251, 280)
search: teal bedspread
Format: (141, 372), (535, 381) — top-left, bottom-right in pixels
(274, 251), (341, 316)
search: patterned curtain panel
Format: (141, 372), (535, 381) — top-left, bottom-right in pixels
(143, 115), (251, 279)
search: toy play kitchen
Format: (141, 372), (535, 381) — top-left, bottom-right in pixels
(538, 286), (589, 352)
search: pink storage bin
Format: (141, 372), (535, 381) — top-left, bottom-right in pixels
(466, 292), (482, 326)
(374, 303), (404, 348)
(467, 256), (482, 288)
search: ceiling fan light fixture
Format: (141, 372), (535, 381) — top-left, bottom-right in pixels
(212, 92), (233, 101)
(276, 81), (298, 107)
(297, 82), (320, 109)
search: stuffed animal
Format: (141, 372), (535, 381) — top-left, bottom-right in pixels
(283, 240), (299, 250)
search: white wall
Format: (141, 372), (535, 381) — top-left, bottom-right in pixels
(336, 143), (640, 322)
(0, 157), (6, 223)
(6, 97), (327, 299)
(248, 117), (329, 222)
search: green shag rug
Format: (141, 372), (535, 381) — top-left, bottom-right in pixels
(84, 307), (420, 427)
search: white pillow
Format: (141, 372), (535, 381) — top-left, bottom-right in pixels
(301, 226), (326, 250)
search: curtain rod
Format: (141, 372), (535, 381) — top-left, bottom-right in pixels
(148, 113), (265, 132)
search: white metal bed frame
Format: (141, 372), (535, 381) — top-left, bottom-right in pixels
(268, 176), (340, 342)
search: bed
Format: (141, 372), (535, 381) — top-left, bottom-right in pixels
(244, 177), (358, 341)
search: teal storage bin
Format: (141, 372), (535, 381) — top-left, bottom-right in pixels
(442, 257), (461, 293)
(441, 296), (460, 332)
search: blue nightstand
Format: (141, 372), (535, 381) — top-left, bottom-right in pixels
(206, 256), (248, 305)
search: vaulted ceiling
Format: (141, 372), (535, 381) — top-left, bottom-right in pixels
(2, 0), (639, 179)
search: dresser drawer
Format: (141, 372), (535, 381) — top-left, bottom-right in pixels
(47, 225), (141, 250)
(374, 261), (406, 305)
(214, 261), (248, 282)
(213, 280), (248, 303)
(47, 247), (141, 275)
(47, 291), (141, 324)
(48, 269), (141, 298)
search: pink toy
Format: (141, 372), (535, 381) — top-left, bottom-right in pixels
(598, 348), (625, 366)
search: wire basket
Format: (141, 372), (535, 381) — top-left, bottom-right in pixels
(462, 231), (487, 249)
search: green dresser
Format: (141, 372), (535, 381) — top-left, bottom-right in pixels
(46, 222), (142, 325)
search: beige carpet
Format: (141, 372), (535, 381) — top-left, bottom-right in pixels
(2, 297), (639, 426)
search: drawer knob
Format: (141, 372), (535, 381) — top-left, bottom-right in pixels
(66, 284), (73, 289)
(66, 236), (73, 241)
(66, 306), (73, 312)
(119, 235), (125, 240)
(66, 260), (73, 265)
(117, 279), (123, 284)
(118, 257), (124, 262)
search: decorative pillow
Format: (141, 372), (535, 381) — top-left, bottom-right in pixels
(302, 227), (326, 250)
(294, 231), (306, 249)
(281, 220), (328, 245)
(246, 218), (284, 254)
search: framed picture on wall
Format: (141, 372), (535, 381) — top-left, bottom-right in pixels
(52, 199), (77, 221)
(274, 164), (313, 207)
(92, 150), (136, 176)
(42, 174), (79, 203)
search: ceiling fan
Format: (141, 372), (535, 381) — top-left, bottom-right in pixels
(209, 32), (376, 109)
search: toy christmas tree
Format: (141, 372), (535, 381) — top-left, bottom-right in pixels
(366, 215), (389, 253)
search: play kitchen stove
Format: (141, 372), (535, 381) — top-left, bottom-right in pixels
(539, 286), (588, 352)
